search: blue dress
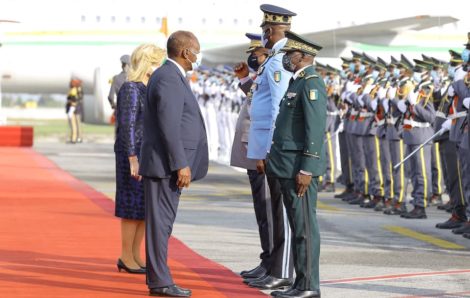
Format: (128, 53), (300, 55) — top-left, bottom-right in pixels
(114, 81), (146, 220)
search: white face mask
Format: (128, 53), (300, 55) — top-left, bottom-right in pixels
(188, 50), (203, 71)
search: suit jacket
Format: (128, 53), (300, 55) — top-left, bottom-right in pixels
(266, 65), (327, 179)
(139, 60), (209, 181)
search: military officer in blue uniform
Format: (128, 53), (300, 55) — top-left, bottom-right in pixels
(232, 33), (274, 281)
(246, 4), (296, 290)
(266, 31), (325, 298)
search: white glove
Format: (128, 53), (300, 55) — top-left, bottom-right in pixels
(407, 91), (418, 105)
(383, 99), (390, 113)
(441, 119), (452, 132)
(337, 122), (344, 133)
(463, 97), (470, 109)
(387, 87), (397, 99)
(370, 99), (378, 111)
(397, 100), (407, 113)
(346, 81), (355, 92)
(377, 87), (387, 100)
(447, 85), (454, 97)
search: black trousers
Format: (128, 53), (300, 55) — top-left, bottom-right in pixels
(144, 175), (181, 289)
(247, 170), (273, 269)
(266, 176), (293, 279)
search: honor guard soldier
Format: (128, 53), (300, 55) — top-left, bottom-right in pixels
(266, 30), (325, 298)
(414, 58), (445, 206)
(108, 54), (130, 110)
(246, 4), (296, 290)
(397, 67), (436, 219)
(434, 53), (467, 229)
(321, 65), (341, 192)
(231, 33), (274, 281)
(447, 45), (470, 237)
(335, 57), (355, 198)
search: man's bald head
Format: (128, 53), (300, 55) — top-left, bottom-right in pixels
(167, 31), (199, 59)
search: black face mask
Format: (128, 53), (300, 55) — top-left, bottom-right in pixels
(282, 54), (296, 72)
(247, 54), (260, 71)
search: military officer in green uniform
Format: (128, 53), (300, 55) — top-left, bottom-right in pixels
(266, 31), (325, 298)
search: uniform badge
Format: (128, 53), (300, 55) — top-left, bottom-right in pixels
(274, 71), (281, 82)
(287, 92), (297, 99)
(309, 89), (318, 100)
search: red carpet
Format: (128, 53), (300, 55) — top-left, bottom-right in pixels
(0, 148), (266, 297)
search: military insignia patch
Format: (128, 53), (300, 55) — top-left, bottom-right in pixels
(274, 71), (281, 82)
(309, 89), (318, 100)
(287, 92), (297, 99)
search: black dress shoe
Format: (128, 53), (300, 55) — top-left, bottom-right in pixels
(384, 202), (406, 215)
(249, 275), (293, 290)
(277, 288), (321, 298)
(271, 287), (295, 297)
(452, 222), (470, 235)
(401, 207), (427, 219)
(364, 196), (382, 208)
(428, 194), (442, 206)
(117, 259), (146, 274)
(149, 285), (191, 297)
(334, 188), (353, 199)
(243, 274), (268, 284)
(240, 265), (267, 279)
(436, 215), (466, 229)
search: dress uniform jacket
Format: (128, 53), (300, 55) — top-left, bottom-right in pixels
(267, 65), (327, 178)
(402, 98), (436, 145)
(247, 38), (292, 160)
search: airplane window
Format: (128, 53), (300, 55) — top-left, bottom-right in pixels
(81, 16), (86, 22)
(141, 17), (146, 23)
(219, 18), (223, 25)
(111, 16), (116, 23)
(126, 16), (131, 23)
(96, 16), (101, 23)
(178, 17), (183, 24)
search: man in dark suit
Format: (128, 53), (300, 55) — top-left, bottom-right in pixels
(140, 31), (208, 297)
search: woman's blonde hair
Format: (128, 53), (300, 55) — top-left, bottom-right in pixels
(128, 44), (166, 83)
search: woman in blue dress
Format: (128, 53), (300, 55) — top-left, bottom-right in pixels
(114, 44), (166, 274)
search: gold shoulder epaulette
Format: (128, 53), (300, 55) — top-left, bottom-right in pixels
(305, 74), (318, 80)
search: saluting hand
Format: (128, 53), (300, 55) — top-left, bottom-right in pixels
(234, 62), (249, 79)
(177, 167), (192, 189)
(128, 156), (142, 182)
(296, 173), (312, 198)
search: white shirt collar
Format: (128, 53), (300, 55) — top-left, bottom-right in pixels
(271, 38), (288, 55)
(293, 65), (311, 80)
(167, 58), (186, 77)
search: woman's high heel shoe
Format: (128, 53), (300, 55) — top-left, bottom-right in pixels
(117, 259), (145, 274)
